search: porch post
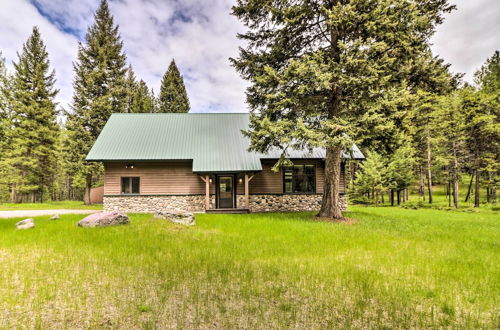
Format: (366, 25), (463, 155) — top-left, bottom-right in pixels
(205, 175), (210, 210)
(245, 174), (249, 209)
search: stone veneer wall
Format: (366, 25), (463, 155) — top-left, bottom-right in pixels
(237, 194), (347, 212)
(104, 194), (346, 213)
(104, 195), (215, 213)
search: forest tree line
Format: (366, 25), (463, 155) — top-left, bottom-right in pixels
(0, 0), (190, 203)
(350, 50), (499, 208)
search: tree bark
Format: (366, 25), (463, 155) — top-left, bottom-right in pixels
(84, 174), (92, 205)
(474, 169), (480, 207)
(397, 190), (401, 205)
(426, 139), (433, 204)
(452, 158), (459, 209)
(319, 145), (343, 219)
(390, 189), (394, 206)
(465, 172), (474, 202)
(419, 166), (425, 200)
(10, 184), (17, 203)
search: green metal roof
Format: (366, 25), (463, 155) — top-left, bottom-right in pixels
(86, 113), (364, 172)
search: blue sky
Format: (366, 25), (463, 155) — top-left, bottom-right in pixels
(0, 0), (499, 112)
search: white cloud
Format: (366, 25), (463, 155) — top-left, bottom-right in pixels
(431, 0), (500, 83)
(0, 0), (79, 111)
(1, 0), (498, 113)
(109, 0), (248, 112)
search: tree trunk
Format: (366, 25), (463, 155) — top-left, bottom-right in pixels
(84, 174), (92, 205)
(381, 192), (385, 204)
(10, 184), (17, 203)
(474, 169), (480, 207)
(419, 166), (425, 200)
(426, 140), (433, 204)
(319, 145), (343, 219)
(397, 190), (401, 205)
(453, 178), (458, 208)
(390, 190), (394, 206)
(465, 172), (474, 202)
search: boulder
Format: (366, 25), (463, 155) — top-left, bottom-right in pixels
(77, 212), (129, 228)
(49, 214), (60, 220)
(16, 218), (35, 230)
(154, 211), (195, 226)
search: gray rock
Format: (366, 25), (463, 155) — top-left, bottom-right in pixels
(77, 212), (130, 228)
(154, 211), (195, 226)
(16, 218), (35, 230)
(49, 214), (60, 220)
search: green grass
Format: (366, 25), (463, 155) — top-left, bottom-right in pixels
(0, 200), (103, 211)
(0, 207), (498, 328)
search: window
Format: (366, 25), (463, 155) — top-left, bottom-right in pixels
(283, 165), (316, 193)
(121, 177), (140, 194)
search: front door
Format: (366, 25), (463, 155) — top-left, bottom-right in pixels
(217, 175), (235, 208)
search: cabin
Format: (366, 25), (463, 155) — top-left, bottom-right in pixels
(86, 113), (364, 213)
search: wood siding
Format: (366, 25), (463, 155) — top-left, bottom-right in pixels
(104, 160), (345, 196)
(104, 162), (212, 195)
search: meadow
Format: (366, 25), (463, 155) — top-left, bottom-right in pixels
(0, 206), (498, 328)
(0, 200), (102, 211)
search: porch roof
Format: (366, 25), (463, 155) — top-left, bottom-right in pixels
(86, 113), (364, 172)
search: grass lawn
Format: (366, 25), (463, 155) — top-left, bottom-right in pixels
(0, 207), (498, 328)
(0, 200), (103, 211)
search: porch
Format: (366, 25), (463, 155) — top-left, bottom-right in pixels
(199, 173), (255, 212)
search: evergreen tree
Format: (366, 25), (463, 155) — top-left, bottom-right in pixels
(158, 59), (190, 113)
(462, 87), (499, 207)
(386, 145), (416, 205)
(232, 0), (454, 219)
(66, 0), (128, 203)
(352, 151), (387, 206)
(0, 52), (11, 201)
(0, 52), (9, 151)
(1, 27), (59, 202)
(434, 92), (466, 208)
(131, 80), (155, 113)
(124, 65), (137, 113)
(475, 50), (500, 95)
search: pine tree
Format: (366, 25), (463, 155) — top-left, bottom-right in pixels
(124, 65), (137, 113)
(474, 51), (500, 203)
(433, 93), (466, 208)
(386, 145), (415, 205)
(0, 51), (9, 151)
(131, 80), (155, 113)
(475, 50), (500, 95)
(66, 0), (128, 203)
(158, 59), (190, 113)
(231, 0), (454, 219)
(353, 151), (387, 206)
(0, 52), (11, 201)
(1, 27), (59, 202)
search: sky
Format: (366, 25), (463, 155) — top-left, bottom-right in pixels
(0, 0), (498, 113)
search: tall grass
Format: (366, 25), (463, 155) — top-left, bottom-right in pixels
(0, 208), (498, 328)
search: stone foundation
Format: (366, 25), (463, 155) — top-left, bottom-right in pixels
(104, 195), (215, 213)
(238, 194), (347, 212)
(104, 194), (347, 213)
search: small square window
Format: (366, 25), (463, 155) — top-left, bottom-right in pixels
(121, 177), (140, 194)
(282, 165), (316, 194)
